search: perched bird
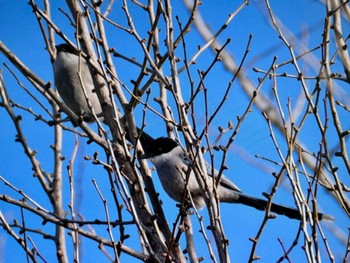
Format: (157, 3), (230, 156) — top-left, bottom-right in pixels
(139, 136), (333, 221)
(52, 44), (332, 221)
(52, 43), (140, 144)
(53, 43), (103, 122)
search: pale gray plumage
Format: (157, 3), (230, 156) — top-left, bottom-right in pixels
(140, 136), (333, 221)
(53, 44), (103, 122)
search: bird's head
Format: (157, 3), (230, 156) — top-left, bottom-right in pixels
(139, 137), (179, 159)
(55, 43), (79, 55)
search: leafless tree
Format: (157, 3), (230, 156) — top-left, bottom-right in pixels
(0, 0), (349, 262)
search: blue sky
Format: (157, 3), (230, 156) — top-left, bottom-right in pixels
(0, 1), (349, 262)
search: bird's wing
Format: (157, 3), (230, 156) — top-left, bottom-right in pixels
(204, 162), (241, 192)
(167, 146), (242, 193)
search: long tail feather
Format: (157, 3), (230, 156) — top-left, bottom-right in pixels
(236, 193), (333, 221)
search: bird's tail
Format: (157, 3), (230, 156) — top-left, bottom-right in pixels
(236, 193), (334, 221)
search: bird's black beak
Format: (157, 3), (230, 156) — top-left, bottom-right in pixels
(138, 153), (150, 160)
(138, 148), (156, 160)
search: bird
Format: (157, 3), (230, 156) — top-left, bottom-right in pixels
(53, 43), (104, 122)
(139, 136), (333, 221)
(52, 44), (333, 221)
(52, 43), (140, 142)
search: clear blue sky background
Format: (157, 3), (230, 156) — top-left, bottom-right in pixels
(0, 1), (349, 262)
